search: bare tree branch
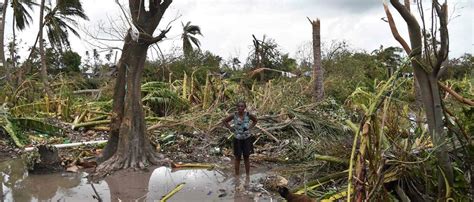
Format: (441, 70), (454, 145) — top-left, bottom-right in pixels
(139, 26), (171, 45)
(149, 0), (172, 29)
(438, 81), (474, 106)
(417, 0), (435, 69)
(434, 1), (449, 73)
(383, 3), (412, 54)
(390, 0), (422, 57)
(80, 19), (125, 52)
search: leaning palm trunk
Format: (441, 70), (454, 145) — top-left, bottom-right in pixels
(38, 0), (53, 98)
(11, 14), (16, 70)
(0, 0), (9, 83)
(309, 18), (323, 102)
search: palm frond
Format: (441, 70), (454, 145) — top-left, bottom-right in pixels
(46, 16), (71, 50)
(11, 0), (36, 30)
(56, 0), (88, 20)
(41, 0), (88, 50)
(181, 21), (202, 56)
(186, 25), (202, 35)
(141, 81), (169, 91)
(189, 35), (201, 49)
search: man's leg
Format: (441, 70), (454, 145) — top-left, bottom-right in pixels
(233, 138), (241, 176)
(242, 137), (253, 177)
(234, 157), (240, 176)
(243, 156), (250, 176)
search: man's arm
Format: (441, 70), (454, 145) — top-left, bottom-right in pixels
(248, 113), (257, 129)
(222, 114), (234, 130)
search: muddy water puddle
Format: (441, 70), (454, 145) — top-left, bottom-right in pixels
(1, 158), (278, 201)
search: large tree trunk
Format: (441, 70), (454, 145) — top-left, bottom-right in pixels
(0, 0), (9, 83)
(38, 0), (53, 98)
(309, 18), (324, 102)
(94, 0), (172, 177)
(95, 33), (164, 174)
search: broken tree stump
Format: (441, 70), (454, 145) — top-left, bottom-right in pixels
(28, 145), (64, 174)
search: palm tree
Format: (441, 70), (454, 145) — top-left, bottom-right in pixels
(44, 0), (88, 51)
(9, 0), (36, 71)
(181, 21), (202, 57)
(38, 0), (52, 98)
(38, 0), (88, 97)
(1, 0), (35, 83)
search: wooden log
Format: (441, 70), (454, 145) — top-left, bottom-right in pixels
(256, 125), (280, 143)
(72, 120), (110, 130)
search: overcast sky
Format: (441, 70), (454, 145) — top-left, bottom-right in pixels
(2, 0), (473, 64)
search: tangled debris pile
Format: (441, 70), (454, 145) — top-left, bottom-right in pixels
(2, 72), (471, 201)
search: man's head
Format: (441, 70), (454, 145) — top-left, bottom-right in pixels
(236, 100), (246, 113)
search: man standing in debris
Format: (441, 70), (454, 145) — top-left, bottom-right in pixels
(222, 100), (258, 177)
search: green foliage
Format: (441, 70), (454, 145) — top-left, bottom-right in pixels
(324, 46), (403, 103)
(45, 47), (61, 73)
(244, 36), (300, 81)
(440, 53), (473, 80)
(443, 76), (474, 136)
(25, 44), (83, 75)
(145, 51), (222, 83)
(61, 50), (81, 73)
(277, 53), (298, 73)
(372, 46), (404, 78)
(0, 104), (62, 147)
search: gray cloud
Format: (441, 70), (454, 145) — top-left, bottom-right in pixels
(289, 0), (381, 14)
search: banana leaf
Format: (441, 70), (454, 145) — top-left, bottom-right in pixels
(1, 118), (24, 147)
(10, 118), (63, 136)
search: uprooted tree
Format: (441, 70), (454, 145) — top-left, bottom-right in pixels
(384, 0), (453, 198)
(95, 0), (173, 175)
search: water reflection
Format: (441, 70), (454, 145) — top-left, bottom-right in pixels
(0, 158), (105, 201)
(148, 167), (233, 201)
(0, 158), (274, 201)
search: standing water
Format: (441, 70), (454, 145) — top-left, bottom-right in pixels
(0, 158), (277, 201)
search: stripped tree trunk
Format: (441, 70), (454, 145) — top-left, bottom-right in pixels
(387, 0), (453, 198)
(309, 18), (323, 102)
(95, 0), (172, 176)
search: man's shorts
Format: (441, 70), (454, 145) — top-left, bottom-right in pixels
(233, 137), (254, 159)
